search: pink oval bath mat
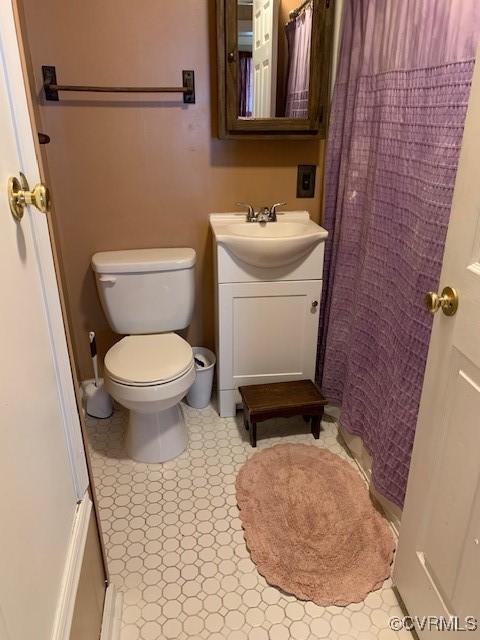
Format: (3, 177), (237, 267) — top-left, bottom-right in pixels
(236, 443), (395, 606)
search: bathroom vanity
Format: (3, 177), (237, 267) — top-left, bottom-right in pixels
(210, 211), (328, 417)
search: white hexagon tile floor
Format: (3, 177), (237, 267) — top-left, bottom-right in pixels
(86, 402), (412, 640)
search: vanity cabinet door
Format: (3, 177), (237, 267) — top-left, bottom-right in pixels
(218, 280), (322, 390)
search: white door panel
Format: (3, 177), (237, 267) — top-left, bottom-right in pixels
(422, 358), (480, 608)
(252, 0), (278, 117)
(0, 5), (89, 640)
(394, 48), (480, 637)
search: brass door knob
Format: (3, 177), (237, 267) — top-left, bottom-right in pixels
(8, 172), (50, 221)
(425, 286), (459, 316)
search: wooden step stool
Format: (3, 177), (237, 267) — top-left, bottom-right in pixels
(238, 380), (328, 448)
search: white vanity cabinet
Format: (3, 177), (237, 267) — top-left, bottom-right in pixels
(211, 212), (327, 417)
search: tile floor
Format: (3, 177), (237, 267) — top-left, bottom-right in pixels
(86, 402), (412, 640)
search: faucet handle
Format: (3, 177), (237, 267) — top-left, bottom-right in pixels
(236, 202), (255, 221)
(269, 202), (286, 220)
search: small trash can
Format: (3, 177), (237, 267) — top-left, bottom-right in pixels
(186, 347), (216, 409)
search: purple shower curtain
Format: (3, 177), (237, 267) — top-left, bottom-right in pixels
(238, 52), (253, 118)
(319, 1), (480, 508)
(285, 2), (313, 118)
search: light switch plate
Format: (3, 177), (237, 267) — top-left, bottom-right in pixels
(297, 165), (316, 198)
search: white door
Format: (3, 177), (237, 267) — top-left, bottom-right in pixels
(218, 280), (321, 389)
(393, 52), (480, 636)
(0, 5), (89, 640)
(252, 0), (279, 117)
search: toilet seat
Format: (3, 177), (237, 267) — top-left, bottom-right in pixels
(105, 333), (193, 387)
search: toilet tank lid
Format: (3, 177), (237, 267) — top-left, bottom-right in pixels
(92, 248), (196, 274)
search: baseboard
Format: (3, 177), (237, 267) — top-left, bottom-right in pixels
(51, 494), (92, 640)
(338, 423), (402, 535)
(100, 584), (123, 640)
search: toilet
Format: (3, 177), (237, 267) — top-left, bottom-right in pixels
(91, 248), (196, 463)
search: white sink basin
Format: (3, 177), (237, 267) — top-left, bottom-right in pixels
(210, 212), (328, 268)
(223, 221), (312, 238)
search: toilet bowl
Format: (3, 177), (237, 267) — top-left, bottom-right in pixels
(104, 333), (196, 463)
(91, 247), (197, 463)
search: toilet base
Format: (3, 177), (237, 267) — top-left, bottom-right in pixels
(125, 404), (188, 463)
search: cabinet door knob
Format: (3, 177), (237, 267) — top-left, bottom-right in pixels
(312, 300), (318, 308)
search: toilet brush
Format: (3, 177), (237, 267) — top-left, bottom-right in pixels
(84, 331), (113, 419)
(90, 331), (100, 387)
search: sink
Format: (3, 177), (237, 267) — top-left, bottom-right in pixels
(210, 212), (328, 268)
(222, 222), (312, 238)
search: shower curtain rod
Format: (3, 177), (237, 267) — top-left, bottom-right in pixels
(288, 0), (313, 21)
(41, 66), (195, 104)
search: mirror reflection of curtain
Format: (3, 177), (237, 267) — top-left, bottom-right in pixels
(285, 1), (312, 118)
(238, 52), (253, 117)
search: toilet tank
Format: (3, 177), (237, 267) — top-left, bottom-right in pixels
(92, 248), (196, 334)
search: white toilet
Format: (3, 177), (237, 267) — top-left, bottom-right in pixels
(91, 248), (196, 463)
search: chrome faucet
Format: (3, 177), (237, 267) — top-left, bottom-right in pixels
(269, 202), (286, 221)
(236, 202), (256, 222)
(256, 206), (272, 222)
(236, 202), (286, 223)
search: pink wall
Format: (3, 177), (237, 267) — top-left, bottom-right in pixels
(20, 0), (325, 378)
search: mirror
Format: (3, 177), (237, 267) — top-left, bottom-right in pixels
(217, 0), (334, 138)
(237, 0), (313, 119)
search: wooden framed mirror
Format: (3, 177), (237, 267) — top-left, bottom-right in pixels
(216, 0), (334, 139)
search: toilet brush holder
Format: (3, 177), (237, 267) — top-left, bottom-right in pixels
(84, 378), (113, 419)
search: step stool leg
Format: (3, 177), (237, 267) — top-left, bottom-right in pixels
(243, 414), (249, 431)
(311, 414), (321, 440)
(250, 421), (257, 448)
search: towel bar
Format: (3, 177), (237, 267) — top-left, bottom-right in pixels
(42, 66), (195, 104)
